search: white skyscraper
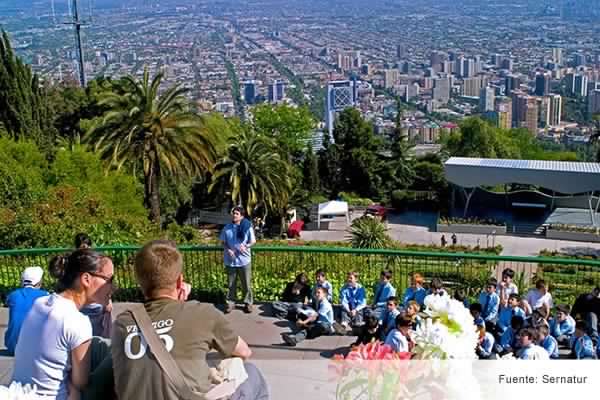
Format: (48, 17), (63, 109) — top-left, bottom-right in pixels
(479, 86), (495, 112)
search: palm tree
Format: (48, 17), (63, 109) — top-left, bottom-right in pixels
(209, 129), (293, 218)
(86, 69), (219, 223)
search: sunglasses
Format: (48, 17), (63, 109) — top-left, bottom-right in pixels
(88, 272), (115, 284)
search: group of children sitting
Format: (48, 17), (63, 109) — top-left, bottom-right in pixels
(275, 269), (432, 352)
(469, 269), (597, 360)
(274, 268), (599, 360)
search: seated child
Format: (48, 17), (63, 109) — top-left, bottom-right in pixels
(497, 268), (518, 304)
(429, 277), (447, 297)
(403, 300), (422, 330)
(453, 289), (469, 308)
(496, 315), (525, 356)
(4, 267), (49, 356)
(312, 269), (333, 304)
(272, 273), (311, 320)
(469, 303), (485, 328)
(478, 278), (500, 333)
(537, 325), (559, 359)
(549, 304), (576, 346)
(529, 308), (550, 329)
(384, 315), (413, 353)
(379, 296), (401, 339)
(524, 279), (553, 317)
(367, 270), (396, 319)
(476, 325), (495, 359)
(497, 293), (526, 335)
(282, 287), (333, 346)
(339, 271), (367, 331)
(402, 272), (427, 308)
(570, 320), (596, 360)
(517, 328), (549, 360)
(354, 314), (383, 346)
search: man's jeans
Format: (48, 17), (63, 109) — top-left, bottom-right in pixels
(231, 363), (270, 400)
(292, 321), (332, 343)
(227, 264), (254, 305)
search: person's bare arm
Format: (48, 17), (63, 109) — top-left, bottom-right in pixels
(232, 336), (252, 359)
(70, 340), (92, 391)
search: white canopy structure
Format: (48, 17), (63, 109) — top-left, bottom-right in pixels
(317, 201), (350, 229)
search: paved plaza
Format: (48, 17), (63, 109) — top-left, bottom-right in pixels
(0, 303), (352, 398)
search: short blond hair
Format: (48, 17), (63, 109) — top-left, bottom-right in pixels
(135, 240), (182, 297)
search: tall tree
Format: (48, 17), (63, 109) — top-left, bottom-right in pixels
(302, 149), (320, 193)
(0, 30), (54, 148)
(209, 129), (293, 218)
(86, 69), (219, 223)
(251, 104), (315, 157)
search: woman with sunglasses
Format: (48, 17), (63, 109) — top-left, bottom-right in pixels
(12, 249), (115, 400)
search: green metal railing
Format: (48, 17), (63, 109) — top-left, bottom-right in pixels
(1, 246), (599, 305)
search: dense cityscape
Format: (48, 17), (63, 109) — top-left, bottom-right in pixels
(2, 0), (600, 150)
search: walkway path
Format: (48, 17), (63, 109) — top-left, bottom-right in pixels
(301, 223), (600, 257)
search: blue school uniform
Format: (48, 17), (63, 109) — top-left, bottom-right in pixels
(479, 332), (495, 358)
(4, 287), (49, 356)
(380, 308), (401, 336)
(549, 316), (575, 339)
(497, 306), (526, 333)
(340, 284), (367, 312)
(317, 298), (334, 326)
(313, 280), (333, 303)
(499, 328), (518, 352)
(478, 291), (500, 322)
(541, 335), (559, 359)
(373, 281), (396, 308)
(573, 335), (596, 359)
(384, 329), (409, 353)
(402, 286), (427, 307)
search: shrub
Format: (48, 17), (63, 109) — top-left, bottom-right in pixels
(339, 192), (374, 207)
(349, 217), (391, 249)
(391, 189), (408, 210)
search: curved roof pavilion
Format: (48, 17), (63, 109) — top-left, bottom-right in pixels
(445, 157), (600, 194)
(444, 157), (600, 222)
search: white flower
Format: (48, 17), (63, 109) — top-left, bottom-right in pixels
(0, 382), (38, 400)
(413, 293), (478, 360)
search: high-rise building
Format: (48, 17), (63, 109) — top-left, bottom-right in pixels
(396, 44), (407, 59)
(430, 51), (446, 73)
(384, 69), (399, 89)
(589, 89), (600, 115)
(574, 53), (586, 67)
(537, 96), (551, 128)
(455, 56), (465, 77)
(512, 93), (538, 134)
(399, 61), (410, 74)
(462, 77), (484, 97)
(552, 48), (563, 66)
(433, 78), (450, 104)
(479, 86), (495, 112)
(535, 72), (551, 96)
(268, 80), (285, 103)
(501, 58), (513, 71)
(463, 58), (476, 78)
(492, 54), (503, 68)
(523, 99), (539, 134)
(325, 80), (357, 137)
(441, 60), (453, 74)
(243, 80), (256, 105)
(549, 94), (562, 126)
(574, 74), (589, 97)
(495, 97), (513, 129)
(505, 75), (521, 95)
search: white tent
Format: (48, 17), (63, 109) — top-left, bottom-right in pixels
(317, 201), (350, 229)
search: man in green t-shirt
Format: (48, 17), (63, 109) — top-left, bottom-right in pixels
(111, 240), (269, 399)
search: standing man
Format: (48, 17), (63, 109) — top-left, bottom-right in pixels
(221, 206), (256, 314)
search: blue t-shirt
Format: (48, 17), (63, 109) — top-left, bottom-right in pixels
(4, 287), (49, 355)
(317, 298), (334, 325)
(402, 286), (427, 307)
(220, 220), (256, 267)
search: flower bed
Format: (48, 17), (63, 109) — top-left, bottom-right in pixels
(546, 224), (600, 243)
(437, 218), (506, 235)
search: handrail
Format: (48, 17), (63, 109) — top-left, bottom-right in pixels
(1, 245), (600, 267)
